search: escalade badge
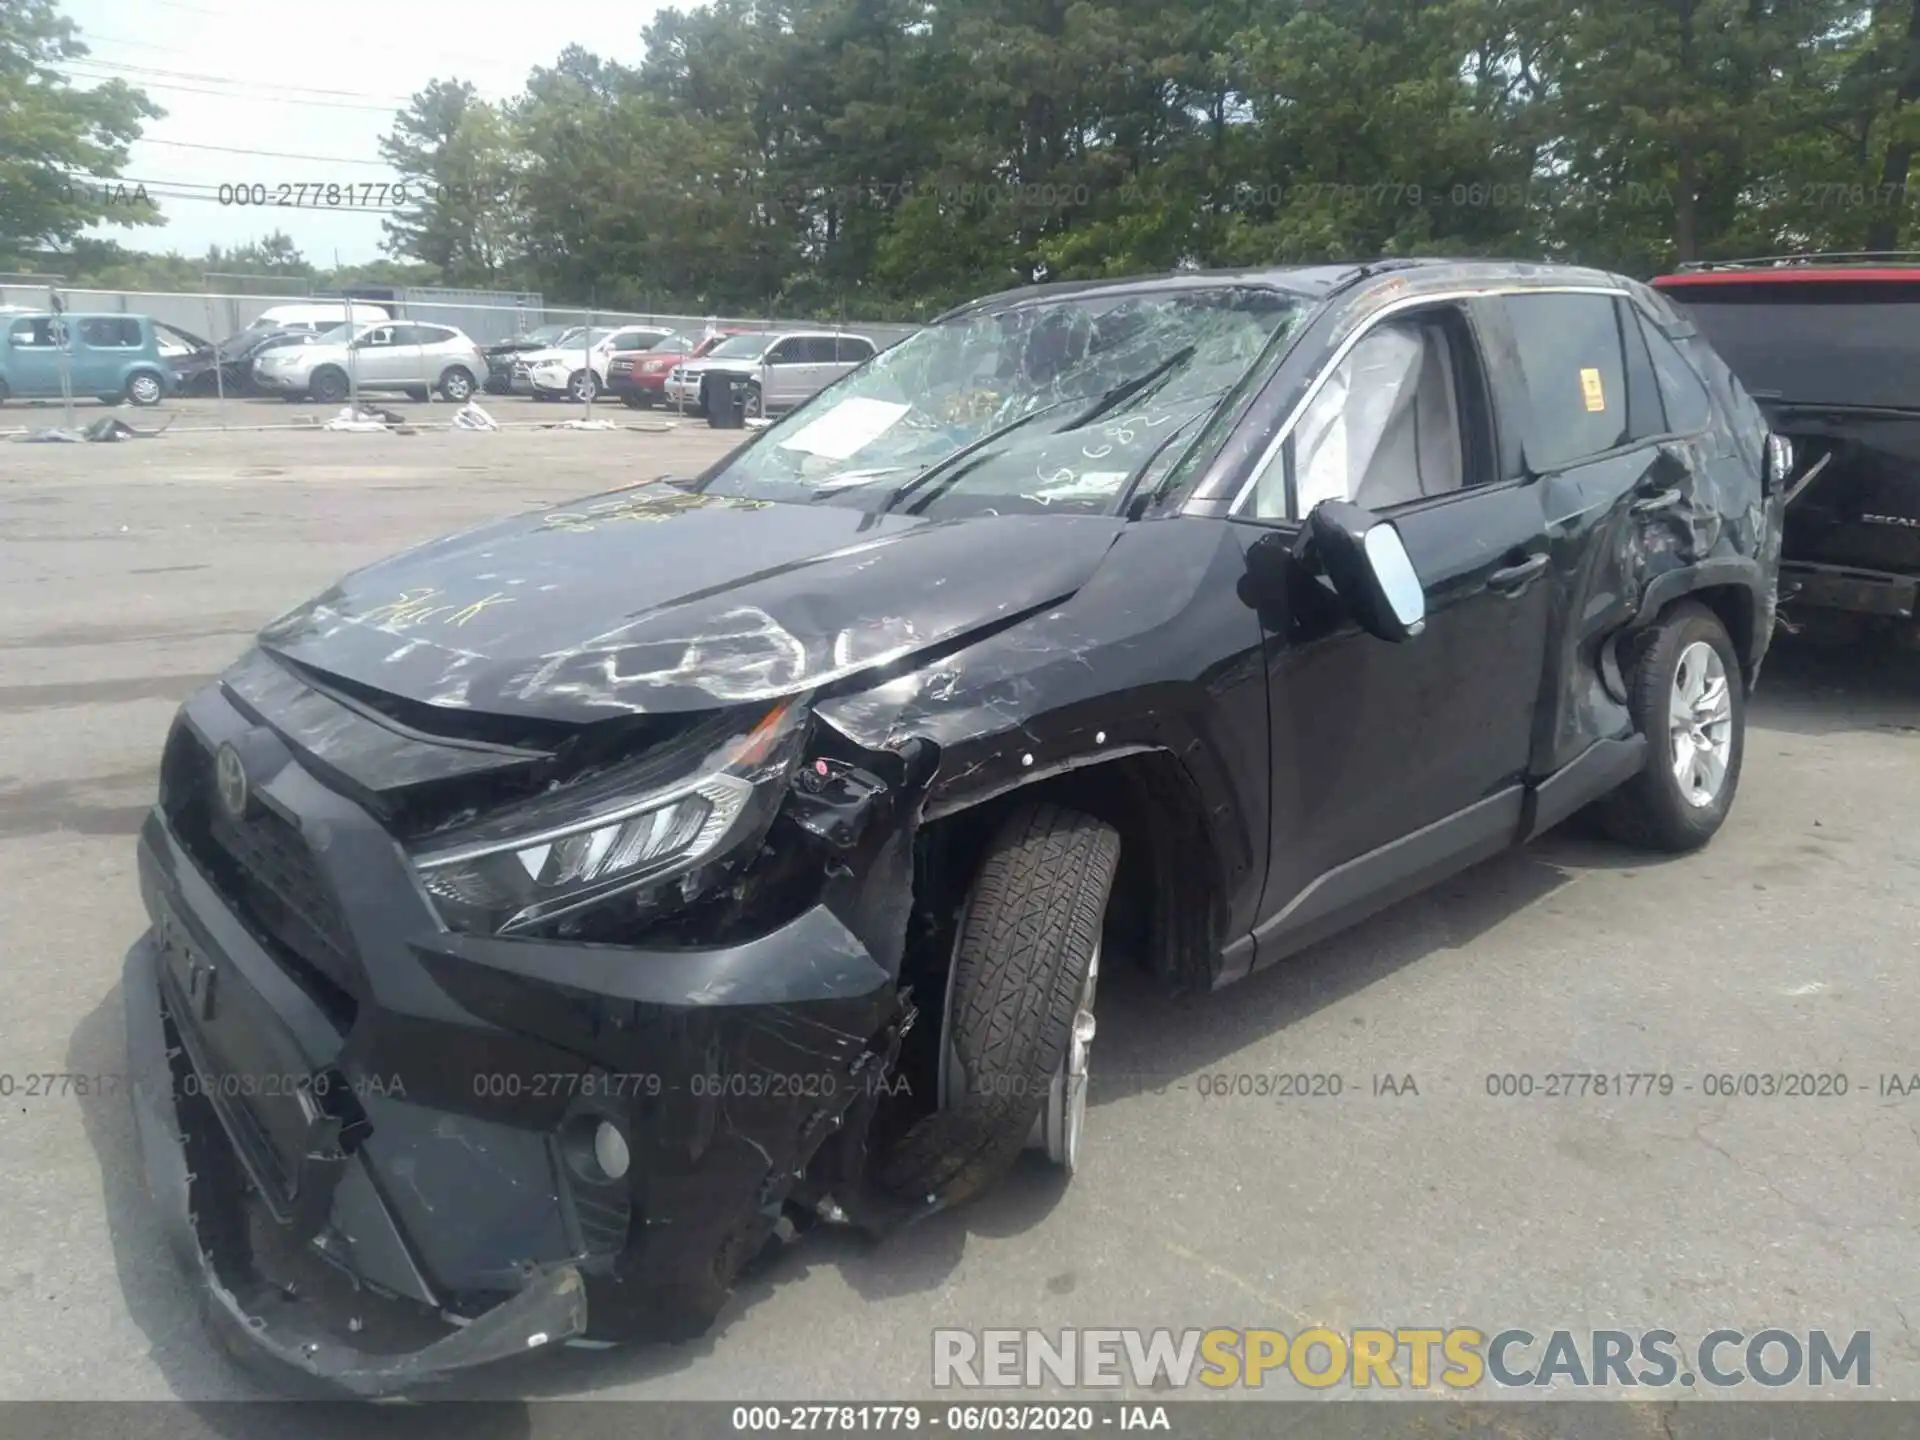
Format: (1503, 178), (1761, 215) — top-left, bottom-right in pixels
(214, 741), (251, 820)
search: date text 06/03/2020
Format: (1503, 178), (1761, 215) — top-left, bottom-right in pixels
(729, 1405), (1171, 1432)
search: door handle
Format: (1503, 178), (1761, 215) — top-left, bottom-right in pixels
(1488, 553), (1549, 591)
(1631, 487), (1683, 515)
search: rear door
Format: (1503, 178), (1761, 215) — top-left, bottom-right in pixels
(75, 315), (142, 392)
(1488, 289), (1719, 800)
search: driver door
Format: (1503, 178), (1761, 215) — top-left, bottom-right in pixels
(352, 325), (410, 386)
(1236, 300), (1553, 967)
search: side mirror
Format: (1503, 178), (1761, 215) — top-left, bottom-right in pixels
(1305, 500), (1427, 642)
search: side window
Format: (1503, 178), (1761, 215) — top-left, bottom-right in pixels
(1501, 293), (1629, 468)
(78, 317), (139, 347)
(1637, 314), (1713, 435)
(1618, 300), (1667, 441)
(1244, 313), (1469, 520)
(836, 336), (875, 363)
(765, 338), (803, 365)
(9, 317), (63, 348)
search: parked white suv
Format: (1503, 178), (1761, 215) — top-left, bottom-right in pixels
(516, 326), (678, 402)
(664, 330), (879, 417)
(253, 321), (488, 404)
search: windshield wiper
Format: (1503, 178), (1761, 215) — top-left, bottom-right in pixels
(1111, 386), (1235, 517)
(878, 397), (1077, 513)
(1057, 345), (1197, 432)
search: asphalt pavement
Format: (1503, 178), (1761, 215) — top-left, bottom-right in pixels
(0, 421), (1916, 1414)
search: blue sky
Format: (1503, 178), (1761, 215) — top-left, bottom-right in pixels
(63, 0), (681, 265)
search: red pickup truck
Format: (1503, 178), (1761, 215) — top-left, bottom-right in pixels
(608, 329), (749, 408)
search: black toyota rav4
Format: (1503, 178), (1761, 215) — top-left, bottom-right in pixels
(126, 258), (1785, 1393)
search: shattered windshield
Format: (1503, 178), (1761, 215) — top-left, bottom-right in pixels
(697, 286), (1306, 517)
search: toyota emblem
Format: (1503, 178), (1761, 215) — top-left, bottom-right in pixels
(214, 742), (251, 820)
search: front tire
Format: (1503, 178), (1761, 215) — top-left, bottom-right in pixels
(1595, 601), (1745, 852)
(439, 367), (475, 403)
(567, 368), (598, 402)
(308, 367), (348, 405)
(878, 802), (1120, 1206)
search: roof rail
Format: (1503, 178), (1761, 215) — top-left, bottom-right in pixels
(1675, 251), (1920, 272)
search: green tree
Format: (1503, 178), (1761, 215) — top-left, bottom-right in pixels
(0, 0), (162, 266)
(379, 78), (522, 286)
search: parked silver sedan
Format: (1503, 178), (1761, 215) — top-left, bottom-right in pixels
(252, 321), (489, 404)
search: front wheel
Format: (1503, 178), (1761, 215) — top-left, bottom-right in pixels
(743, 381), (763, 419)
(877, 802), (1120, 1205)
(439, 367), (475, 403)
(308, 367), (348, 405)
(567, 368), (598, 402)
(1595, 601), (1745, 852)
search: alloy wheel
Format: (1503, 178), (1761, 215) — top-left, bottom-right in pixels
(1029, 940), (1099, 1173)
(1670, 640), (1733, 808)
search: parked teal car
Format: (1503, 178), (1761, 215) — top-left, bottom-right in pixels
(0, 312), (176, 406)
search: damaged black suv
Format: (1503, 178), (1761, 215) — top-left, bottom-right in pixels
(126, 258), (1785, 1394)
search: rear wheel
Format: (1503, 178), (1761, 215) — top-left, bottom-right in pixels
(877, 802), (1120, 1205)
(1595, 601), (1745, 852)
(308, 367), (348, 405)
(125, 370), (164, 407)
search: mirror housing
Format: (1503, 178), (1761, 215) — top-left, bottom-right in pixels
(1305, 500), (1427, 642)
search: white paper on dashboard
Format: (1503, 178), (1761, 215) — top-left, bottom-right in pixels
(777, 398), (912, 461)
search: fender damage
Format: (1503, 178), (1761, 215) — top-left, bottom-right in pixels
(121, 491), (1228, 1396)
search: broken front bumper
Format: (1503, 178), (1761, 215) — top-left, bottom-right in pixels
(125, 698), (900, 1394)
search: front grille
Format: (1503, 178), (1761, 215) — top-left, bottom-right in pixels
(160, 725), (360, 1024)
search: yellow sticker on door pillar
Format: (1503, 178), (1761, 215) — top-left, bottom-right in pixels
(1579, 367), (1606, 412)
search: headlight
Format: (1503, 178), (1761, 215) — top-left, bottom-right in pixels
(410, 699), (807, 935)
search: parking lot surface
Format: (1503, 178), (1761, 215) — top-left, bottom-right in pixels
(1, 422), (1917, 1409)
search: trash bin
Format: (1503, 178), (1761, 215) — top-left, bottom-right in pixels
(705, 377), (747, 430)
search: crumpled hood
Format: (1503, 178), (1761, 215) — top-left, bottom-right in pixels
(258, 485), (1126, 722)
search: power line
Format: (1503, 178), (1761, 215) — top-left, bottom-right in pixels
(64, 55), (416, 103)
(134, 137), (396, 168)
(62, 64), (405, 112)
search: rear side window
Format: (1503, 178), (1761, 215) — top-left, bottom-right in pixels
(1500, 293), (1630, 469)
(1638, 314), (1712, 434)
(78, 317), (141, 347)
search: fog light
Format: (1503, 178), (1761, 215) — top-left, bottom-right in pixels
(593, 1121), (631, 1181)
